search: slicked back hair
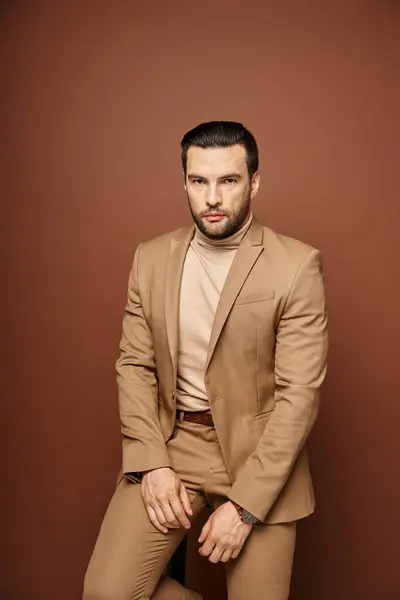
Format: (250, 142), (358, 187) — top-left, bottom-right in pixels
(181, 121), (259, 181)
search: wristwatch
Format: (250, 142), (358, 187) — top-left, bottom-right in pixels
(231, 501), (259, 525)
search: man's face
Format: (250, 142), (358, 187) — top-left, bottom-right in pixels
(184, 144), (259, 239)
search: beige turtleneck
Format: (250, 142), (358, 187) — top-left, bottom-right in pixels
(176, 214), (253, 412)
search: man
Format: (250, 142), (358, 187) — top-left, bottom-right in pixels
(83, 121), (328, 600)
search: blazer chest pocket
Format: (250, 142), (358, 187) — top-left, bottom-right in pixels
(235, 289), (275, 306)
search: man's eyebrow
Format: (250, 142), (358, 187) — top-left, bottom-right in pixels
(218, 172), (242, 179)
(187, 172), (242, 179)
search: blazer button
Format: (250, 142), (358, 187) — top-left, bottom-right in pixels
(172, 391), (175, 400)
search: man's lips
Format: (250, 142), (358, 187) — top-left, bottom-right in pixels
(203, 213), (226, 222)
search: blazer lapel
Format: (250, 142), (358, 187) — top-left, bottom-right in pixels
(205, 218), (264, 372)
(164, 225), (194, 377)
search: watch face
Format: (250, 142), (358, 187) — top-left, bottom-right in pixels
(243, 510), (258, 524)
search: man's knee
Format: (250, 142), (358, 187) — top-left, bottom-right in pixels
(82, 576), (143, 600)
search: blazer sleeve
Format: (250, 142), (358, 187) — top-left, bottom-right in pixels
(228, 248), (328, 522)
(116, 244), (171, 476)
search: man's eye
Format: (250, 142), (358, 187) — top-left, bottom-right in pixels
(193, 179), (205, 185)
(224, 178), (236, 184)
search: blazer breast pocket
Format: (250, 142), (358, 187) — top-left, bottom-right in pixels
(235, 289), (275, 306)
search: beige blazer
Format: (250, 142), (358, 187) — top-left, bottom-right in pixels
(116, 217), (328, 523)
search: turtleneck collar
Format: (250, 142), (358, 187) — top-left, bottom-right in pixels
(193, 213), (253, 251)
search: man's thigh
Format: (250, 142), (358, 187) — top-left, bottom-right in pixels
(225, 522), (297, 600)
(83, 478), (205, 600)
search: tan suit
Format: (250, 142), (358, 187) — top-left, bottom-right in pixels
(118, 217), (327, 522)
(83, 217), (328, 600)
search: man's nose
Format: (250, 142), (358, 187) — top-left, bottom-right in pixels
(206, 184), (222, 207)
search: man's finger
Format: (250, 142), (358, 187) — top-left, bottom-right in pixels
(220, 549), (233, 563)
(157, 500), (180, 528)
(179, 483), (193, 517)
(199, 532), (216, 557)
(208, 544), (224, 564)
(147, 505), (168, 534)
(152, 502), (175, 530)
(198, 517), (212, 543)
(231, 547), (241, 560)
(169, 495), (191, 529)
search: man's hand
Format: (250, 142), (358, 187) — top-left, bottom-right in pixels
(141, 467), (193, 534)
(198, 501), (253, 563)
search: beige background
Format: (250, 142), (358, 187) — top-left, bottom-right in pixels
(2, 1), (399, 598)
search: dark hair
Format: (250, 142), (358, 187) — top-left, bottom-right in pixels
(181, 121), (259, 180)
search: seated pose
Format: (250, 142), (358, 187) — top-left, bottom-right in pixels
(83, 120), (328, 600)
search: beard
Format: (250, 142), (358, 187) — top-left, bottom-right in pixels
(187, 192), (252, 240)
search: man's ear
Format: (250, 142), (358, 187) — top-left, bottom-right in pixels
(251, 171), (260, 198)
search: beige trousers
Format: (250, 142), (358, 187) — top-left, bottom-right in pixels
(83, 420), (296, 600)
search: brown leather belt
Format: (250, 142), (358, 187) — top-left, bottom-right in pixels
(176, 409), (214, 427)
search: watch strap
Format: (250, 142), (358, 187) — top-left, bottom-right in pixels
(231, 500), (259, 525)
(125, 471), (143, 483)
